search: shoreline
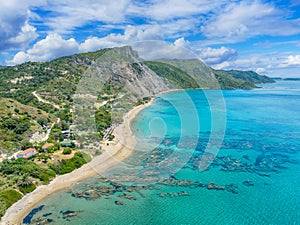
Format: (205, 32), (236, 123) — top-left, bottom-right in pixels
(1, 99), (154, 225)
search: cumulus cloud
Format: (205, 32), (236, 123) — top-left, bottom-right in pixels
(198, 46), (237, 65)
(7, 34), (79, 65)
(279, 55), (300, 68)
(132, 39), (196, 60)
(80, 25), (164, 52)
(8, 22), (38, 47)
(0, 0), (43, 51)
(174, 37), (191, 49)
(256, 67), (266, 74)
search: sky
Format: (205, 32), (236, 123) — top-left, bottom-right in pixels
(1, 0), (300, 77)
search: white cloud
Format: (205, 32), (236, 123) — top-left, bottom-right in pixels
(7, 34), (79, 65)
(287, 55), (300, 65)
(212, 61), (231, 70)
(41, 0), (131, 33)
(203, 52), (289, 76)
(0, 0), (44, 51)
(7, 51), (30, 65)
(129, 0), (223, 21)
(80, 25), (164, 52)
(174, 37), (191, 49)
(8, 22), (38, 47)
(132, 40), (196, 60)
(198, 46), (237, 65)
(279, 55), (300, 68)
(32, 1), (221, 38)
(201, 1), (300, 42)
(256, 67), (266, 73)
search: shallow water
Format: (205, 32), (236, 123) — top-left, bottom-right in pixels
(24, 80), (300, 225)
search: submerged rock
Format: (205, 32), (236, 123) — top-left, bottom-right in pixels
(158, 191), (190, 198)
(242, 180), (254, 187)
(225, 184), (238, 194)
(32, 217), (53, 225)
(119, 193), (137, 200)
(115, 200), (124, 205)
(61, 210), (79, 218)
(207, 182), (225, 190)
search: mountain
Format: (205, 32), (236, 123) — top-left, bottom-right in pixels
(155, 58), (274, 89)
(0, 46), (274, 154)
(215, 69), (275, 84)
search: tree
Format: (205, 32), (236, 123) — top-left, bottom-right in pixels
(20, 140), (33, 150)
(15, 123), (30, 134)
(13, 108), (20, 114)
(62, 148), (72, 155)
(2, 118), (17, 130)
(37, 118), (48, 127)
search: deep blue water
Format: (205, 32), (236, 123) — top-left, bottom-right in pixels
(24, 80), (300, 225)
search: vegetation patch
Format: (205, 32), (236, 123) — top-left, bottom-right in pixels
(48, 152), (91, 175)
(0, 189), (22, 217)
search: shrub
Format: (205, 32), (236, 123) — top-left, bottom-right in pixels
(62, 148), (72, 155)
(19, 183), (36, 194)
(48, 152), (91, 175)
(0, 189), (22, 216)
(108, 134), (115, 141)
(14, 108), (20, 114)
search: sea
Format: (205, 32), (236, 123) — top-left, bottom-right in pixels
(24, 79), (300, 225)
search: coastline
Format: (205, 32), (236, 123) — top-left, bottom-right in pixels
(1, 99), (154, 225)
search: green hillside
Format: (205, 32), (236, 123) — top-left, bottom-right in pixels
(147, 59), (273, 89)
(144, 61), (200, 89)
(220, 69), (275, 84)
(0, 98), (54, 153)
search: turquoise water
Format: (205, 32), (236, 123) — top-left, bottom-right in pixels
(24, 80), (300, 225)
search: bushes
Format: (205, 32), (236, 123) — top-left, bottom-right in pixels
(2, 118), (30, 135)
(0, 189), (22, 217)
(62, 148), (72, 155)
(19, 183), (36, 194)
(95, 106), (111, 131)
(0, 159), (56, 183)
(49, 152), (91, 175)
(108, 134), (115, 141)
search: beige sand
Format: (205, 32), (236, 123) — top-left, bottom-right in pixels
(1, 99), (153, 225)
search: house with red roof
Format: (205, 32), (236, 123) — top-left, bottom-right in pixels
(42, 143), (54, 150)
(42, 143), (55, 153)
(17, 148), (37, 159)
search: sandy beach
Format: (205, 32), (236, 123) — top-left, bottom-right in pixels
(1, 99), (153, 225)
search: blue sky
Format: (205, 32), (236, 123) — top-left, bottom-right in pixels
(1, 0), (300, 77)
